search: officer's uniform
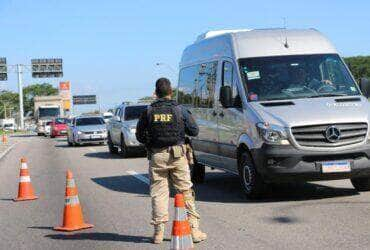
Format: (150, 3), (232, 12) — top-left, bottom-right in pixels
(136, 98), (206, 243)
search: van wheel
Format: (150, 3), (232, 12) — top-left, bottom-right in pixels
(120, 135), (130, 158)
(191, 161), (205, 184)
(108, 134), (118, 154)
(351, 177), (370, 191)
(238, 151), (265, 199)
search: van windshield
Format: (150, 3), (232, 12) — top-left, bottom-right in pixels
(239, 54), (360, 101)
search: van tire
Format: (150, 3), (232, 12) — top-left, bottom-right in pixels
(238, 151), (265, 199)
(351, 177), (370, 191)
(191, 161), (205, 184)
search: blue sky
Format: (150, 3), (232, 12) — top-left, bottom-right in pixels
(0, 0), (369, 113)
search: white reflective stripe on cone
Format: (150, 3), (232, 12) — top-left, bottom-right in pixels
(19, 176), (31, 182)
(21, 163), (28, 169)
(170, 235), (194, 250)
(66, 179), (76, 188)
(65, 195), (80, 206)
(175, 207), (188, 221)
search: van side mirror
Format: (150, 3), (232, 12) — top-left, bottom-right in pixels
(359, 78), (370, 98)
(220, 86), (233, 108)
(115, 116), (121, 122)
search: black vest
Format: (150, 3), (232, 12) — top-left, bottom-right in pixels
(147, 100), (185, 148)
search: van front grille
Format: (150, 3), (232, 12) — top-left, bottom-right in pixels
(291, 123), (368, 148)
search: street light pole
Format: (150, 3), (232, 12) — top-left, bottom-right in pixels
(16, 64), (24, 130)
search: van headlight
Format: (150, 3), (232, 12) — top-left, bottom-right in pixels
(77, 131), (83, 135)
(256, 123), (290, 145)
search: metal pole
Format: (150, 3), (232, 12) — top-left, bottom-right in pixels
(17, 64), (24, 130)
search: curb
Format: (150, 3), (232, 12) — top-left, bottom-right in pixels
(0, 143), (17, 161)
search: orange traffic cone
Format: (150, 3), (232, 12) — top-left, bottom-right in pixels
(2, 133), (8, 144)
(14, 158), (38, 201)
(54, 170), (93, 231)
(170, 194), (194, 250)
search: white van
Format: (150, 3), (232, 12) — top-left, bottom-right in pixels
(178, 28), (370, 198)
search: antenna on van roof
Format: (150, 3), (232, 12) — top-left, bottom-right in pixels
(282, 17), (289, 48)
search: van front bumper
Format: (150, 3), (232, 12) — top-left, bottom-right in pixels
(251, 143), (370, 182)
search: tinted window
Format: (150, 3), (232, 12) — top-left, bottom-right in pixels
(39, 107), (60, 118)
(124, 106), (147, 120)
(76, 117), (105, 126)
(222, 61), (242, 107)
(239, 54), (359, 101)
(178, 65), (199, 106)
(55, 118), (69, 124)
(178, 61), (217, 108)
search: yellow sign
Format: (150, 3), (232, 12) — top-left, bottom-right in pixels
(63, 100), (71, 111)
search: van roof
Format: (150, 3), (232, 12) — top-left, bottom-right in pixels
(180, 28), (338, 66)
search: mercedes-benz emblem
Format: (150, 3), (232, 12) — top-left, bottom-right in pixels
(325, 126), (341, 143)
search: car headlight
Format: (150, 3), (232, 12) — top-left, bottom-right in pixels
(256, 122), (290, 145)
(130, 128), (136, 133)
(77, 131), (82, 135)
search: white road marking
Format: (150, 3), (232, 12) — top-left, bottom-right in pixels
(126, 170), (150, 185)
(0, 143), (17, 161)
(88, 147), (97, 152)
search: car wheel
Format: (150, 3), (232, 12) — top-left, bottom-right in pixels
(238, 151), (266, 199)
(351, 177), (370, 191)
(107, 134), (118, 154)
(67, 136), (73, 146)
(120, 135), (130, 158)
(191, 160), (205, 184)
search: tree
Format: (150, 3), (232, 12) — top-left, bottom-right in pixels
(0, 91), (19, 119)
(23, 83), (58, 114)
(344, 56), (370, 81)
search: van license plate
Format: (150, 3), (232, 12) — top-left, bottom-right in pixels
(321, 161), (351, 173)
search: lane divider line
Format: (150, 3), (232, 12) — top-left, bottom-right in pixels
(126, 170), (150, 185)
(0, 143), (17, 161)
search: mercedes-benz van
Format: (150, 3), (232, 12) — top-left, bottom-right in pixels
(177, 28), (370, 198)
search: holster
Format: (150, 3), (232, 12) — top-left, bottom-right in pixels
(185, 144), (194, 166)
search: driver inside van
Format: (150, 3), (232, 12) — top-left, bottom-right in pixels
(290, 66), (333, 92)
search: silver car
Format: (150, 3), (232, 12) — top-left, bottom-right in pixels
(67, 116), (107, 146)
(107, 104), (147, 157)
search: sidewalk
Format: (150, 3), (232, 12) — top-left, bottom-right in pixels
(0, 135), (17, 160)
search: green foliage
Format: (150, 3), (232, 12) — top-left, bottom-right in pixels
(0, 91), (19, 119)
(344, 56), (370, 81)
(23, 83), (58, 115)
(0, 83), (58, 118)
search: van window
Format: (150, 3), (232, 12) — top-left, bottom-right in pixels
(178, 65), (199, 106)
(178, 62), (217, 108)
(222, 61), (242, 107)
(239, 54), (359, 101)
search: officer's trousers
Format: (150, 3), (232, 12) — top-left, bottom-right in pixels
(149, 146), (200, 225)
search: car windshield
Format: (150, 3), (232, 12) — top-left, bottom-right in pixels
(39, 107), (60, 117)
(55, 118), (69, 124)
(239, 54), (360, 101)
(103, 115), (113, 119)
(124, 106), (147, 121)
(76, 117), (105, 126)
(4, 124), (13, 127)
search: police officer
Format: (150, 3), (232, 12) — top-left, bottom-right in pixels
(136, 78), (207, 244)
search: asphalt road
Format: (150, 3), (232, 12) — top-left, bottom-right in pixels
(1, 135), (370, 249)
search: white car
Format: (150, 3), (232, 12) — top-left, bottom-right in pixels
(44, 121), (52, 137)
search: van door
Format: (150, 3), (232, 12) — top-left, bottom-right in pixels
(178, 62), (220, 166)
(216, 60), (244, 173)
